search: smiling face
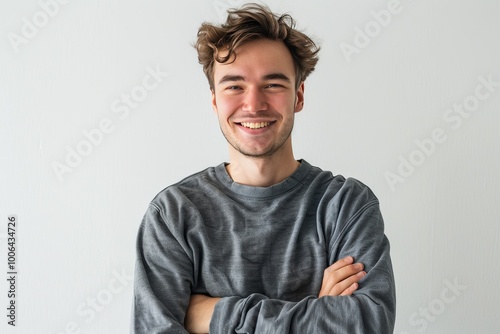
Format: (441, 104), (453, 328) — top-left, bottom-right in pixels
(211, 38), (304, 160)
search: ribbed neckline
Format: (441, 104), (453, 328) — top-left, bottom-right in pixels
(213, 159), (313, 199)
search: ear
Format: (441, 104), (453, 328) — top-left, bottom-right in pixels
(294, 82), (305, 113)
(211, 89), (218, 114)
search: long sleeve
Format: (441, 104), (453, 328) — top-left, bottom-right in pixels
(209, 179), (396, 334)
(132, 203), (192, 334)
(132, 164), (395, 333)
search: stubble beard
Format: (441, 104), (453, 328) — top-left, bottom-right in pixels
(220, 117), (294, 158)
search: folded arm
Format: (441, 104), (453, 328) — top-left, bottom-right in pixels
(185, 256), (366, 333)
(133, 181), (396, 334)
(206, 202), (395, 333)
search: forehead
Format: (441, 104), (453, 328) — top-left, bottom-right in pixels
(213, 39), (296, 82)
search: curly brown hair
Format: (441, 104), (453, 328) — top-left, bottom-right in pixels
(194, 3), (320, 90)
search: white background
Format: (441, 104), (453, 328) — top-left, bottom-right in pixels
(1, 0), (499, 333)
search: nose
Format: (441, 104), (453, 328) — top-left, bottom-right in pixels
(242, 87), (268, 113)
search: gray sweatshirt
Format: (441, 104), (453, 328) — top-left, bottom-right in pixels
(132, 160), (396, 333)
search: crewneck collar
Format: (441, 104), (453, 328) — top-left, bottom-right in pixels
(214, 159), (313, 198)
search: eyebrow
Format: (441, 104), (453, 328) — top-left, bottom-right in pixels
(218, 72), (292, 85)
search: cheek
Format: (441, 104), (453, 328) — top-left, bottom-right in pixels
(215, 97), (239, 115)
(271, 95), (296, 112)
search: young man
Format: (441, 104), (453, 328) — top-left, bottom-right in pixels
(133, 3), (395, 333)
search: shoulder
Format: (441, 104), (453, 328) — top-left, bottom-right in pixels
(309, 168), (385, 242)
(305, 161), (378, 204)
(148, 165), (223, 211)
(304, 162), (380, 221)
(332, 177), (379, 206)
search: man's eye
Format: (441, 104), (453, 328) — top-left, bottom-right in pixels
(266, 84), (282, 88)
(227, 86), (241, 90)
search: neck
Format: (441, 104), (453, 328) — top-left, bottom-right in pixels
(226, 146), (300, 187)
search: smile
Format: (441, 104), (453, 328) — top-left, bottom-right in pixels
(240, 122), (272, 129)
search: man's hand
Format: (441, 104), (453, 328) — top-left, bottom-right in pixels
(185, 294), (221, 334)
(318, 256), (366, 298)
(185, 257), (364, 332)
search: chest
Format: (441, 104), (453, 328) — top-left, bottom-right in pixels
(191, 210), (328, 301)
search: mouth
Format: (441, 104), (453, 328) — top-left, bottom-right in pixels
(239, 121), (273, 129)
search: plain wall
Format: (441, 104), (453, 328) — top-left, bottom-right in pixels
(1, 0), (499, 333)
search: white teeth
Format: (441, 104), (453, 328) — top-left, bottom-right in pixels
(241, 122), (271, 129)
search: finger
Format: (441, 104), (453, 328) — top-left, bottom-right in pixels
(340, 282), (359, 296)
(327, 256), (354, 272)
(320, 270), (366, 297)
(330, 271), (366, 296)
(320, 262), (363, 296)
(323, 262), (364, 287)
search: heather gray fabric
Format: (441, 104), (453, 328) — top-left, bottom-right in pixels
(132, 160), (395, 333)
